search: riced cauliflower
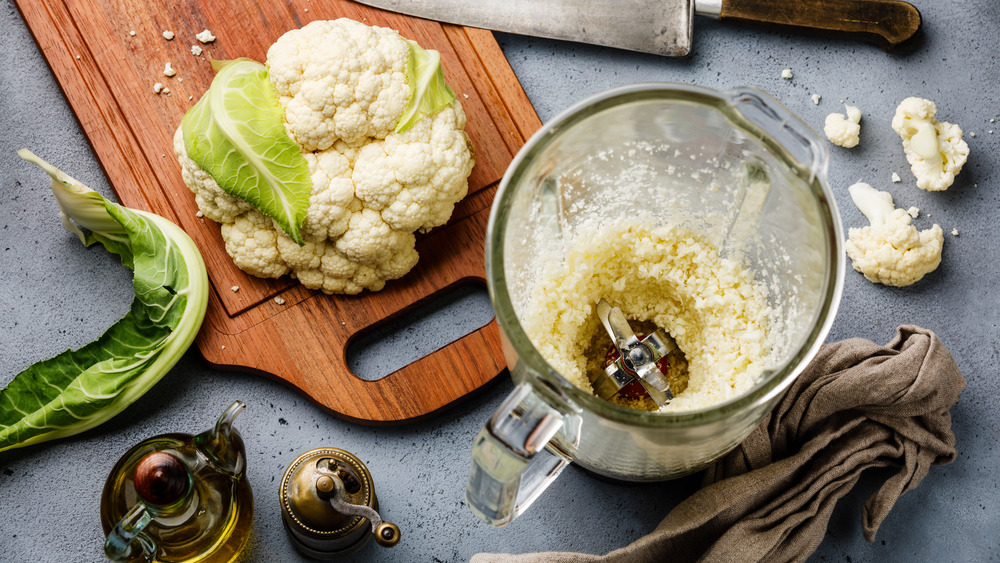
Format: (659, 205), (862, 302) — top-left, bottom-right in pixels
(824, 104), (862, 148)
(843, 182), (943, 287)
(175, 18), (475, 294)
(891, 97), (969, 191)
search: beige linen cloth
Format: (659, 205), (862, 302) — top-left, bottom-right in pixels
(473, 325), (965, 563)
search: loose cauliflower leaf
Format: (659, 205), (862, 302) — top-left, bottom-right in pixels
(177, 18), (474, 295)
(181, 59), (313, 244)
(891, 97), (969, 191)
(844, 182), (943, 287)
(2, 151), (209, 452)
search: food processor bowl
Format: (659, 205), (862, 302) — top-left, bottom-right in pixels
(467, 83), (844, 526)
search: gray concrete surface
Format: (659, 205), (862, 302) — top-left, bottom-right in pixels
(1, 0), (998, 560)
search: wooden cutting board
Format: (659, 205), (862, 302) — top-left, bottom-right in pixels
(17, 0), (541, 423)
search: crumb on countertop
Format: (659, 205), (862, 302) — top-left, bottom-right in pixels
(129, 30), (136, 36)
(274, 296), (287, 305)
(951, 228), (959, 236)
(781, 68), (793, 79)
(231, 285), (240, 292)
(196, 29), (216, 43)
(163, 62), (176, 77)
(891, 172), (901, 183)
(811, 94), (821, 105)
(907, 207), (919, 219)
(162, 30), (174, 40)
(191, 45), (203, 56)
(153, 82), (164, 94)
(196, 210), (204, 218)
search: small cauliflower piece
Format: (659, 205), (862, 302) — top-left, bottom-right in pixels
(266, 19), (411, 150)
(196, 29), (216, 43)
(844, 182), (943, 287)
(163, 62), (176, 77)
(891, 97), (969, 191)
(780, 68), (793, 79)
(824, 104), (862, 148)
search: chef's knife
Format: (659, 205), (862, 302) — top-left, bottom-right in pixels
(350, 0), (921, 57)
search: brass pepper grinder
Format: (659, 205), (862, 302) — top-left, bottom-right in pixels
(100, 401), (254, 562)
(280, 448), (400, 559)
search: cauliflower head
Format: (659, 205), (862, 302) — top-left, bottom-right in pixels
(175, 19), (475, 295)
(891, 97), (969, 191)
(843, 182), (943, 287)
(824, 104), (862, 148)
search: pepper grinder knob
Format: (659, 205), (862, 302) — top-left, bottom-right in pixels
(374, 522), (401, 547)
(133, 452), (190, 507)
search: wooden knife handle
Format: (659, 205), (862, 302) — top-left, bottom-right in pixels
(718, 0), (921, 50)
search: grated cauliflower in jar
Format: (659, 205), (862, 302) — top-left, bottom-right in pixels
(522, 223), (772, 413)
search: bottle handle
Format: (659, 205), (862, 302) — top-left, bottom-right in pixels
(104, 503), (157, 562)
(465, 383), (571, 527)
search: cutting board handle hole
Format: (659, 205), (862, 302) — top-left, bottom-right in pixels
(346, 281), (495, 381)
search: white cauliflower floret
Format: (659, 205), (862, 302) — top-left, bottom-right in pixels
(353, 102), (473, 232)
(891, 97), (969, 191)
(300, 141), (364, 242)
(266, 18), (411, 151)
(220, 210), (291, 279)
(173, 128), (252, 222)
(824, 104), (862, 148)
(335, 208), (417, 266)
(843, 182), (943, 287)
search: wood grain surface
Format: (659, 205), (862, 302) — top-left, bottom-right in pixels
(16, 0), (541, 423)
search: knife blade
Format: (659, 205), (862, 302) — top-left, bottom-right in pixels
(350, 0), (921, 57)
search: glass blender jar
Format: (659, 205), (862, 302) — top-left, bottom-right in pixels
(466, 83), (844, 526)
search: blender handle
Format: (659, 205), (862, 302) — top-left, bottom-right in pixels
(105, 503), (157, 562)
(726, 86), (829, 182)
(465, 383), (571, 527)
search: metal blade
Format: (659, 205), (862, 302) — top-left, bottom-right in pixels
(351, 0), (693, 56)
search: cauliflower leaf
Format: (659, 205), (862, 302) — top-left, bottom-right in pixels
(181, 59), (312, 244)
(396, 39), (456, 134)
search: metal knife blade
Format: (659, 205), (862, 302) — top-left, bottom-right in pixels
(352, 0), (695, 56)
(350, 0), (922, 57)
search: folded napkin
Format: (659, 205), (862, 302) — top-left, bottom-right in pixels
(473, 326), (965, 563)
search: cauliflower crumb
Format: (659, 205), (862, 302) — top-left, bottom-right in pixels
(231, 285), (240, 292)
(951, 228), (959, 236)
(162, 87), (171, 95)
(824, 105), (861, 148)
(970, 131), (976, 137)
(891, 97), (969, 191)
(191, 45), (203, 56)
(274, 296), (287, 305)
(195, 210), (204, 218)
(129, 30), (136, 36)
(153, 82), (164, 94)
(196, 29), (216, 43)
(162, 30), (175, 40)
(811, 94), (821, 105)
(844, 182), (943, 286)
(163, 62), (176, 77)
(780, 68), (793, 79)
(891, 172), (902, 183)
(907, 207), (919, 219)
(221, 345), (226, 350)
